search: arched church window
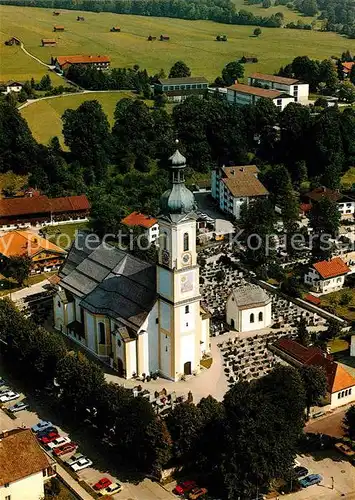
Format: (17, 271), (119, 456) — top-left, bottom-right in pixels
(250, 313), (254, 323)
(162, 232), (168, 250)
(98, 322), (105, 344)
(183, 232), (189, 251)
(258, 312), (263, 322)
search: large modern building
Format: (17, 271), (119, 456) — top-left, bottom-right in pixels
(211, 165), (268, 219)
(54, 149), (210, 381)
(248, 73), (309, 103)
(227, 83), (294, 111)
(154, 77), (209, 102)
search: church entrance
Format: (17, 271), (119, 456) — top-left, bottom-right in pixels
(184, 361), (192, 375)
(231, 318), (235, 329)
(117, 357), (124, 377)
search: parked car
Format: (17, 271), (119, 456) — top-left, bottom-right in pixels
(47, 436), (71, 450)
(39, 432), (60, 445)
(36, 427), (58, 439)
(102, 482), (122, 495)
(174, 480), (197, 496)
(67, 453), (85, 467)
(53, 442), (77, 456)
(93, 477), (112, 490)
(0, 391), (20, 403)
(71, 457), (93, 472)
(299, 474), (323, 488)
(32, 420), (53, 433)
(8, 401), (29, 413)
(294, 466), (309, 478)
(335, 442), (355, 457)
(189, 487), (208, 499)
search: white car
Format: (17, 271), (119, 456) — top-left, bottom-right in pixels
(66, 453), (85, 467)
(8, 401), (29, 413)
(47, 436), (71, 450)
(0, 391), (20, 403)
(71, 457), (93, 472)
(102, 482), (122, 495)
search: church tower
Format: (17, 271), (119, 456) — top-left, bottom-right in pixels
(157, 148), (209, 381)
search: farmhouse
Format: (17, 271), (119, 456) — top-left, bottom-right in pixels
(342, 61), (355, 77)
(305, 186), (355, 219)
(0, 428), (56, 500)
(53, 25), (64, 31)
(216, 34), (227, 41)
(147, 35), (157, 41)
(248, 72), (309, 103)
(53, 10), (60, 15)
(0, 194), (90, 230)
(121, 211), (159, 243)
(226, 284), (272, 332)
(272, 338), (355, 408)
(304, 257), (350, 294)
(77, 16), (85, 21)
(53, 148), (210, 381)
(3, 80), (23, 94)
(211, 165), (268, 219)
(0, 230), (66, 274)
(41, 38), (56, 47)
(154, 76), (209, 102)
(53, 55), (111, 71)
(4, 36), (21, 46)
(227, 83), (294, 111)
(110, 26), (121, 32)
(160, 34), (170, 41)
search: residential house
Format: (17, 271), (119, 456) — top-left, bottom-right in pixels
(4, 37), (21, 46)
(341, 61), (355, 78)
(53, 25), (64, 31)
(110, 26), (121, 32)
(0, 428), (56, 500)
(160, 34), (170, 41)
(4, 81), (22, 94)
(304, 257), (350, 294)
(41, 39), (56, 47)
(211, 165), (268, 219)
(305, 186), (355, 220)
(0, 230), (66, 274)
(154, 77), (209, 102)
(52, 55), (110, 72)
(53, 148), (210, 382)
(226, 284), (272, 332)
(271, 338), (355, 408)
(227, 83), (294, 111)
(121, 211), (159, 243)
(0, 194), (90, 230)
(248, 72), (309, 103)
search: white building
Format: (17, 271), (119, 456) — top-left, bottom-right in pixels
(0, 428), (55, 500)
(4, 80), (23, 94)
(248, 73), (309, 103)
(304, 257), (350, 294)
(227, 83), (294, 111)
(226, 284), (272, 332)
(305, 186), (355, 220)
(121, 211), (159, 243)
(54, 149), (210, 381)
(211, 165), (268, 219)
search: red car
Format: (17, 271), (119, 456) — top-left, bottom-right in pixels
(53, 442), (77, 456)
(173, 480), (197, 496)
(93, 477), (112, 490)
(39, 432), (60, 445)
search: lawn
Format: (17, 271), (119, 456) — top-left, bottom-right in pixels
(0, 271), (56, 297)
(20, 91), (135, 146)
(232, 0), (316, 25)
(41, 222), (89, 249)
(320, 287), (355, 322)
(1, 5), (354, 84)
(341, 167), (355, 190)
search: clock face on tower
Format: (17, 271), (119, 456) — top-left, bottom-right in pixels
(162, 250), (170, 265)
(181, 252), (191, 266)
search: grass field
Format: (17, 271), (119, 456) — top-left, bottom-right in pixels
(20, 91), (135, 145)
(1, 5), (354, 84)
(232, 0), (316, 25)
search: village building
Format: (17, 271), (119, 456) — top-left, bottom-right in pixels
(211, 165), (268, 219)
(160, 34), (170, 41)
(0, 230), (66, 274)
(272, 338), (355, 408)
(53, 25), (65, 31)
(0, 194), (90, 230)
(304, 257), (350, 294)
(304, 186), (355, 219)
(3, 80), (23, 94)
(53, 148), (210, 381)
(4, 36), (21, 46)
(41, 38), (56, 47)
(341, 61), (355, 77)
(227, 83), (294, 111)
(154, 77), (209, 102)
(110, 26), (121, 32)
(121, 211), (159, 243)
(226, 284), (272, 332)
(52, 55), (110, 72)
(0, 428), (56, 500)
(248, 72), (309, 103)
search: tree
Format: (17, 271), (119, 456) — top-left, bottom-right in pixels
(166, 403), (203, 463)
(350, 65), (355, 84)
(338, 81), (355, 103)
(300, 365), (328, 418)
(297, 317), (310, 347)
(300, 0), (318, 16)
(309, 197), (341, 260)
(344, 405), (355, 439)
(5, 255), (31, 285)
(169, 61), (191, 78)
(39, 74), (52, 91)
(253, 27), (262, 36)
(262, 0), (271, 7)
(319, 59), (338, 91)
(261, 165), (299, 225)
(222, 61), (245, 86)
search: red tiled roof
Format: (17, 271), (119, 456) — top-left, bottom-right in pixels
(249, 72), (299, 85)
(0, 195), (90, 218)
(300, 203), (312, 213)
(305, 293), (321, 306)
(55, 55), (110, 67)
(227, 83), (284, 99)
(274, 338), (322, 364)
(121, 211), (158, 229)
(342, 62), (355, 73)
(305, 186), (342, 203)
(312, 257), (350, 279)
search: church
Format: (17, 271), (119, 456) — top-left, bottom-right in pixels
(53, 149), (211, 381)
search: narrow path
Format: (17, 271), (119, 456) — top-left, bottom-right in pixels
(20, 41), (51, 69)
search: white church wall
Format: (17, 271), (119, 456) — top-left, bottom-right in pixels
(146, 303), (159, 373)
(86, 312), (96, 352)
(53, 293), (65, 331)
(179, 332), (197, 374)
(179, 302), (196, 333)
(74, 297), (81, 322)
(201, 317), (209, 355)
(160, 333), (171, 378)
(160, 301), (171, 331)
(67, 302), (75, 324)
(158, 267), (173, 301)
(240, 304), (271, 332)
(126, 341), (137, 378)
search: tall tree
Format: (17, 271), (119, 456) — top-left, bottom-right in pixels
(222, 61), (245, 86)
(300, 365), (328, 418)
(169, 61), (191, 78)
(297, 317), (310, 347)
(5, 255), (32, 285)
